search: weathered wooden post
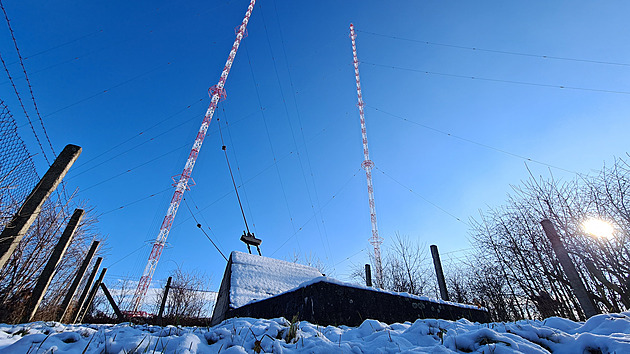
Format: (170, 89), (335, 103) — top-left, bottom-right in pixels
(540, 219), (600, 318)
(22, 208), (84, 322)
(76, 267), (107, 323)
(430, 245), (450, 301)
(72, 256), (103, 322)
(364, 264), (372, 287)
(100, 282), (124, 321)
(0, 144), (82, 270)
(58, 240), (100, 322)
(157, 276), (172, 324)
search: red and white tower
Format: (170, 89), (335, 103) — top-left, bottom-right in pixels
(130, 0), (258, 312)
(349, 23), (384, 286)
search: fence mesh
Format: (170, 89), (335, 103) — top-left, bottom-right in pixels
(0, 99), (40, 228)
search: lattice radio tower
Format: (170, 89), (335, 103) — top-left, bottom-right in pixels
(130, 0), (258, 312)
(349, 24), (384, 286)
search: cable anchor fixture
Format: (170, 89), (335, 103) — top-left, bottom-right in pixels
(240, 231), (262, 256)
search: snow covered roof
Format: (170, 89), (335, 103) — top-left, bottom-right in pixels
(211, 251), (323, 325)
(229, 251), (323, 308)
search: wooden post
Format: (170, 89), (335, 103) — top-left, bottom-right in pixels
(100, 282), (124, 321)
(72, 257), (102, 322)
(541, 219), (600, 318)
(430, 245), (450, 301)
(364, 264), (372, 287)
(76, 267), (107, 323)
(157, 276), (172, 323)
(0, 144), (82, 270)
(58, 240), (100, 322)
(22, 208), (84, 322)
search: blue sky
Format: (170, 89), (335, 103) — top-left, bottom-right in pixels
(3, 0), (630, 307)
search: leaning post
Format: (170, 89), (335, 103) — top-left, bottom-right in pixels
(22, 208), (84, 322)
(100, 282), (124, 321)
(0, 144), (82, 270)
(72, 257), (103, 322)
(540, 219), (600, 318)
(430, 245), (450, 301)
(157, 276), (172, 324)
(58, 240), (100, 322)
(76, 267), (107, 323)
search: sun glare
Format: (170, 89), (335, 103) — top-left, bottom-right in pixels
(582, 218), (615, 239)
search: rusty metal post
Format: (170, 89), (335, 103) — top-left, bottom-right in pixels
(0, 144), (82, 270)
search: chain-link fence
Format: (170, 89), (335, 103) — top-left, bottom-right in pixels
(0, 99), (39, 228)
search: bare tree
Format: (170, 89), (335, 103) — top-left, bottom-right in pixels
(156, 267), (211, 322)
(351, 233), (431, 296)
(287, 250), (328, 275)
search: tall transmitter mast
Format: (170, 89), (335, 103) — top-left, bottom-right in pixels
(349, 24), (383, 286)
(131, 0), (258, 312)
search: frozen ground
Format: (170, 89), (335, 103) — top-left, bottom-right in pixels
(1, 312), (630, 353)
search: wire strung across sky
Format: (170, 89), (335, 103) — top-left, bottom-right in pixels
(356, 29), (630, 68)
(221, 106), (258, 234)
(42, 62), (171, 119)
(98, 187), (173, 217)
(366, 105), (577, 174)
(259, 1), (333, 264)
(71, 98), (206, 171)
(182, 197), (228, 262)
(76, 142), (190, 194)
(245, 43), (302, 252)
(1, 0), (56, 161)
(363, 61), (630, 96)
(373, 166), (469, 227)
(0, 31), (51, 166)
(270, 168), (363, 257)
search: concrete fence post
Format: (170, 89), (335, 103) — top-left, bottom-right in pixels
(72, 257), (103, 322)
(23, 208), (84, 322)
(58, 240), (100, 322)
(430, 245), (450, 301)
(157, 276), (172, 323)
(100, 282), (124, 321)
(364, 264), (372, 287)
(0, 144), (82, 270)
(540, 219), (600, 319)
(76, 267), (107, 323)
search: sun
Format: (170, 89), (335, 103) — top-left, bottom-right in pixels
(582, 218), (615, 239)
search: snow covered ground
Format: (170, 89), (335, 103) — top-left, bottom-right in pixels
(1, 312), (629, 353)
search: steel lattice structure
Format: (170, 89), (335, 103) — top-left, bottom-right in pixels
(349, 24), (384, 286)
(130, 0), (258, 312)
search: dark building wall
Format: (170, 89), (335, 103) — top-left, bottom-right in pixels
(227, 281), (490, 326)
(210, 255), (233, 326)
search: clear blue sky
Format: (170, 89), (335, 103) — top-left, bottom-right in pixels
(3, 0), (630, 307)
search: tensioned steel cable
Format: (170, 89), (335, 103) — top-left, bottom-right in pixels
(217, 115), (250, 234)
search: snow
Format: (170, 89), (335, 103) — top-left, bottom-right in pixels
(229, 251), (322, 308)
(227, 252), (480, 312)
(2, 312), (630, 353)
